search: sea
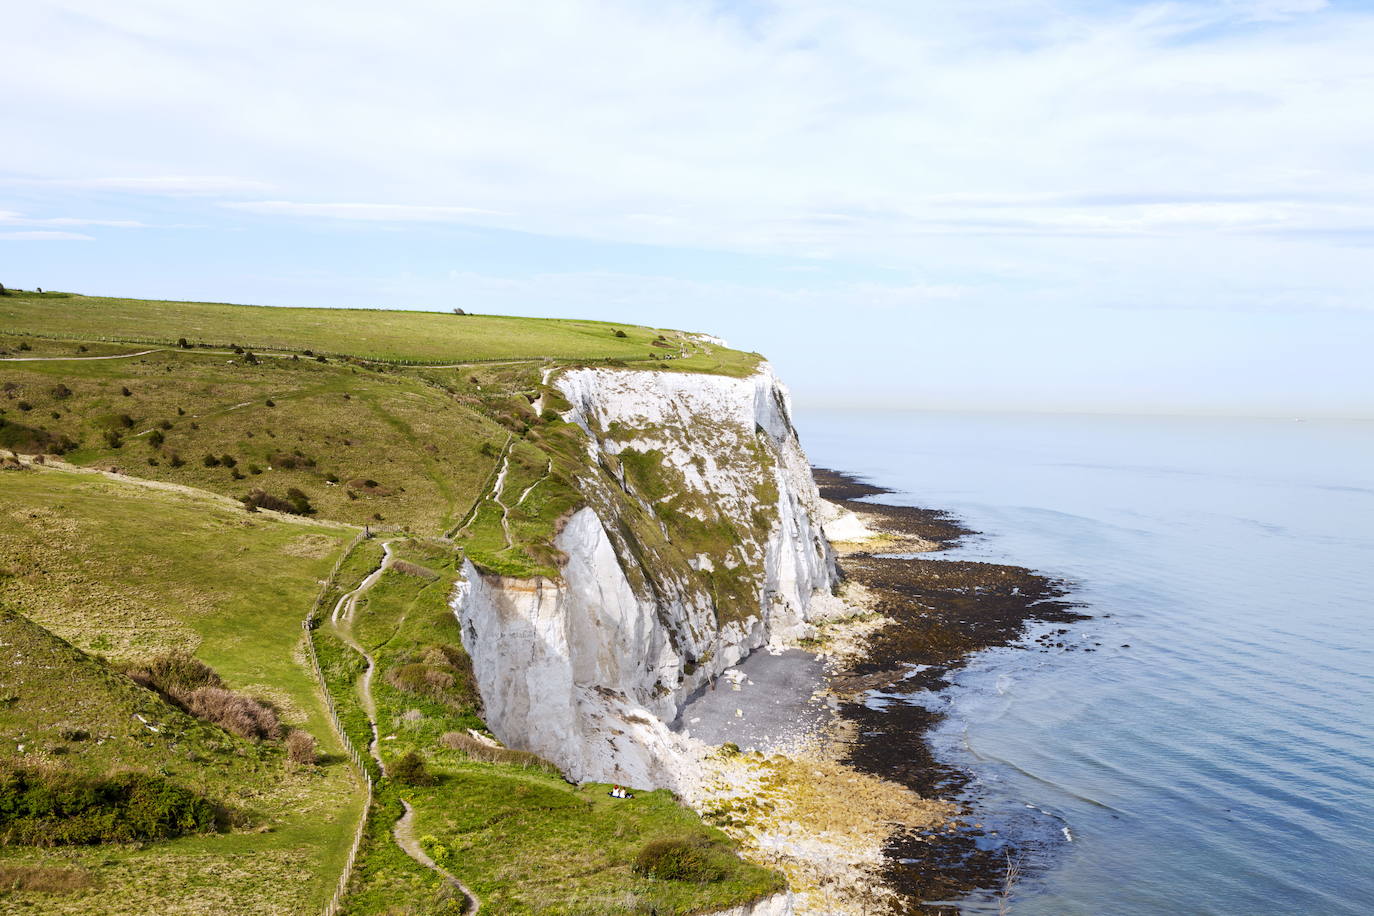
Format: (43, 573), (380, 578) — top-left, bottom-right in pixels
(795, 409), (1374, 916)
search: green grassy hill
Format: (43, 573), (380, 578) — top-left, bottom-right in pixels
(0, 292), (783, 916)
(0, 291), (759, 375)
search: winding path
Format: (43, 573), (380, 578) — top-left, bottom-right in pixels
(0, 348), (163, 361)
(328, 540), (480, 914)
(395, 800), (480, 915)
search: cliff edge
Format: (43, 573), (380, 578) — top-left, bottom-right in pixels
(452, 364), (853, 789)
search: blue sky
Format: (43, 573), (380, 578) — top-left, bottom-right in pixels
(3, 0), (1372, 416)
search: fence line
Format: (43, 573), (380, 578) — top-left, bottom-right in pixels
(301, 532), (375, 916)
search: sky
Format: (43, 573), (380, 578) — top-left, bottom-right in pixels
(3, 0), (1373, 416)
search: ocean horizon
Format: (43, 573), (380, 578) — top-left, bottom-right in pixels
(796, 408), (1374, 915)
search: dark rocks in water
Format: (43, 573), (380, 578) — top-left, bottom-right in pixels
(814, 466), (1086, 914)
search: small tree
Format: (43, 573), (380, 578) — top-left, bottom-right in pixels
(391, 750), (436, 786)
(177, 337), (191, 349)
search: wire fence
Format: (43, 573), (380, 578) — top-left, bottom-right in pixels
(301, 532), (374, 916)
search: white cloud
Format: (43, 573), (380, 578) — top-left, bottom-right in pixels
(1, 0), (1371, 311)
(29, 176), (276, 195)
(0, 230), (95, 240)
(223, 201), (502, 221)
(0, 209), (145, 228)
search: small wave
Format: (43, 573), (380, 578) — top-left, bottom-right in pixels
(1023, 803), (1073, 843)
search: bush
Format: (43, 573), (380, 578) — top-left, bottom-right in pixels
(285, 487), (313, 514)
(177, 337), (190, 349)
(633, 837), (727, 883)
(219, 454), (237, 468)
(167, 451), (184, 468)
(203, 453), (221, 467)
(50, 384), (72, 400)
(613, 329), (628, 338)
(147, 430), (164, 448)
(0, 764), (222, 846)
(120, 650), (223, 697)
(385, 645), (480, 715)
(285, 730), (318, 765)
(16, 401), (32, 412)
(439, 732), (560, 774)
(390, 751), (435, 786)
(241, 488), (311, 515)
(119, 653), (278, 741)
(181, 687), (281, 741)
(103, 430), (123, 449)
(120, 387), (131, 397)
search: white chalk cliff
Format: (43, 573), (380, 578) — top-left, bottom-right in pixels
(452, 364), (852, 791)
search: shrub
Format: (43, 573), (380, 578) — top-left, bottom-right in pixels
(439, 732), (560, 774)
(181, 687), (281, 741)
(285, 487), (313, 514)
(167, 451), (184, 468)
(391, 559), (439, 580)
(633, 837), (727, 882)
(241, 488), (311, 515)
(50, 384), (72, 400)
(0, 863), (95, 894)
(219, 454), (236, 468)
(159, 419), (172, 430)
(390, 751), (435, 786)
(613, 329), (628, 338)
(264, 399), (275, 407)
(0, 764), (222, 846)
(177, 337), (190, 349)
(203, 454), (221, 467)
(285, 730), (318, 765)
(120, 387), (131, 397)
(16, 401), (32, 412)
(147, 430), (164, 448)
(16, 342), (30, 351)
(385, 644), (479, 715)
(102, 430), (123, 449)
(120, 650), (223, 697)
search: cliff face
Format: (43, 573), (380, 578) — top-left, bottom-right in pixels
(452, 364), (842, 789)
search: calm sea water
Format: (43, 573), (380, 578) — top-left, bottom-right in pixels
(795, 409), (1374, 916)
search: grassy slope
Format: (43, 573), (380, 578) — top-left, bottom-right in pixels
(335, 540), (781, 915)
(0, 294), (786, 914)
(0, 470), (364, 916)
(0, 348), (507, 532)
(0, 292), (760, 376)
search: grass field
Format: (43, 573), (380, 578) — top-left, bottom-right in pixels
(329, 539), (782, 915)
(0, 468), (365, 915)
(0, 348), (511, 532)
(0, 292), (760, 376)
(0, 292), (789, 914)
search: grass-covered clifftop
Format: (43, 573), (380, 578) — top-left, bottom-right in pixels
(0, 291), (783, 915)
(0, 290), (760, 375)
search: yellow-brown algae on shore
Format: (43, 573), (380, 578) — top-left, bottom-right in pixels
(800, 581), (893, 668)
(687, 746), (956, 915)
(826, 507), (943, 557)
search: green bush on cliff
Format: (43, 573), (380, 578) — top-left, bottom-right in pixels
(0, 764), (223, 846)
(634, 836), (728, 882)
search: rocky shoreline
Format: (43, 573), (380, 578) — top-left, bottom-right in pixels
(813, 468), (1086, 914)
